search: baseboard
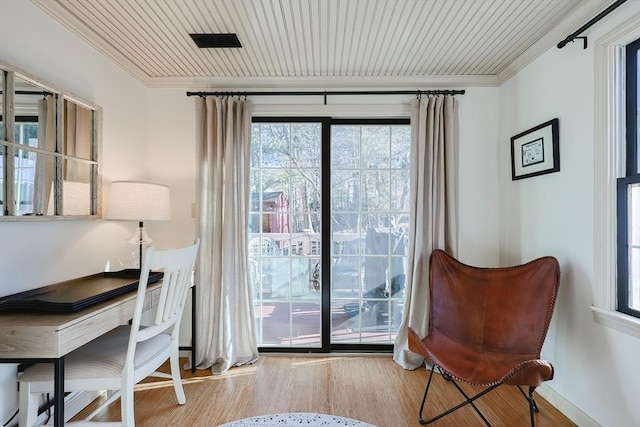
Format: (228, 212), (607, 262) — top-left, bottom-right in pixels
(35, 391), (102, 424)
(537, 384), (600, 427)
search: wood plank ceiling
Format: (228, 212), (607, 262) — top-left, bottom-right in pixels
(31, 0), (611, 87)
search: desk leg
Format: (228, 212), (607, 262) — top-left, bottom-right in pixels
(191, 285), (196, 373)
(180, 285), (197, 373)
(53, 356), (64, 427)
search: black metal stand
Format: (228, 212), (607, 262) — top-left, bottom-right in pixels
(179, 284), (196, 373)
(137, 221), (144, 270)
(418, 364), (539, 427)
(53, 357), (64, 426)
(3, 357), (65, 427)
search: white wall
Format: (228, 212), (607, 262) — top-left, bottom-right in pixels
(499, 2), (640, 426)
(146, 88), (197, 249)
(0, 1), (149, 423)
(456, 88), (501, 265)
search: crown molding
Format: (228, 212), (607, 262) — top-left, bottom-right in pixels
(497, 0), (611, 84)
(144, 75), (498, 89)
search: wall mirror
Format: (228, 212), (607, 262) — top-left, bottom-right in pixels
(0, 61), (102, 219)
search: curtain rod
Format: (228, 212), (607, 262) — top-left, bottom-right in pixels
(557, 0), (627, 49)
(186, 89), (465, 104)
(0, 90), (53, 96)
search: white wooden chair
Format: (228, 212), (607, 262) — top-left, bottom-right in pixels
(18, 240), (200, 427)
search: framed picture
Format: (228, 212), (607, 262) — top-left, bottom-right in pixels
(511, 118), (559, 180)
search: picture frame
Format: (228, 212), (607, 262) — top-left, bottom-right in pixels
(510, 118), (560, 180)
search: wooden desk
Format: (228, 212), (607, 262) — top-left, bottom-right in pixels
(0, 277), (161, 427)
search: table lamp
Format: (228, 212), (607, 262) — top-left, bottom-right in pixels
(105, 181), (171, 270)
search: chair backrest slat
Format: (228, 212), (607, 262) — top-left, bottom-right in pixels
(127, 240), (199, 362)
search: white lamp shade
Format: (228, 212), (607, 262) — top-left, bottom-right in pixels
(106, 181), (171, 221)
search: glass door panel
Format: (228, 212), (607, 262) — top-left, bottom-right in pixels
(330, 124), (410, 345)
(251, 121), (322, 348)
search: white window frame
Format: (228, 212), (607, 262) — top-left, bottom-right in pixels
(592, 13), (640, 337)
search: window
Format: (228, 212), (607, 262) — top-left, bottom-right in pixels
(591, 14), (640, 336)
(617, 38), (640, 318)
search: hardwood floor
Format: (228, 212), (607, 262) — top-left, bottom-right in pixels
(75, 355), (576, 427)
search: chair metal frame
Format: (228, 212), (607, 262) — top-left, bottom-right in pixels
(418, 363), (540, 426)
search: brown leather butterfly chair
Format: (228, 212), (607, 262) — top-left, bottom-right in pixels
(408, 250), (560, 426)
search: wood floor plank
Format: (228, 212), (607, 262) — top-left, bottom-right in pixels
(74, 355), (576, 426)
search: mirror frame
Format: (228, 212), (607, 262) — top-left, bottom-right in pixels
(0, 60), (102, 220)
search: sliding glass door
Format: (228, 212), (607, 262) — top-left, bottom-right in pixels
(250, 118), (409, 351)
(330, 121), (410, 347)
(250, 119), (324, 349)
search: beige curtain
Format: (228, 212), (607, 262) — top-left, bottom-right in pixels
(393, 95), (459, 369)
(194, 97), (259, 374)
(33, 96), (56, 215)
(64, 101), (92, 182)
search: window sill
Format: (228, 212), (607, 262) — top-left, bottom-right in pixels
(590, 306), (640, 338)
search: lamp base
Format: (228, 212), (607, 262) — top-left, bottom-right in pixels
(126, 227), (153, 245)
(124, 222), (154, 270)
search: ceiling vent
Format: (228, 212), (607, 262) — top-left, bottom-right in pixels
(189, 33), (242, 48)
